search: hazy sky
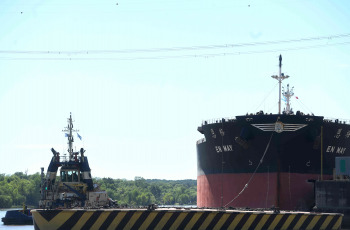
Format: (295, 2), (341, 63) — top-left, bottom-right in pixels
(1, 0), (350, 180)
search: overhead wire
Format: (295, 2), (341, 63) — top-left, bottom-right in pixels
(0, 33), (349, 55)
(250, 82), (278, 113)
(294, 98), (314, 115)
(0, 34), (350, 61)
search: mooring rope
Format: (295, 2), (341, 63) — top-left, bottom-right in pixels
(224, 132), (274, 208)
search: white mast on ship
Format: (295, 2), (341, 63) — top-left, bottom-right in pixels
(62, 112), (79, 161)
(282, 84), (294, 114)
(271, 55), (290, 114)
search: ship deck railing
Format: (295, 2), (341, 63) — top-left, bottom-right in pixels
(201, 116), (350, 126)
(202, 117), (236, 125)
(324, 117), (350, 124)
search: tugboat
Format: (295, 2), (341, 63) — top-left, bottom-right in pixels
(32, 113), (344, 229)
(38, 113), (111, 209)
(1, 204), (33, 225)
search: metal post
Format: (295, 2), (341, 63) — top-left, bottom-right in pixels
(278, 55), (282, 114)
(271, 55), (289, 114)
(321, 126), (323, 180)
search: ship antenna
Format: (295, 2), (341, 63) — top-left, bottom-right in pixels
(271, 55), (290, 114)
(62, 112), (79, 161)
(282, 84), (294, 114)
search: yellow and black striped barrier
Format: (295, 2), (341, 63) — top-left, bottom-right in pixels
(32, 208), (343, 230)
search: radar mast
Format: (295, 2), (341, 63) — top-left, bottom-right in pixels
(282, 84), (294, 114)
(271, 55), (290, 114)
(62, 112), (79, 161)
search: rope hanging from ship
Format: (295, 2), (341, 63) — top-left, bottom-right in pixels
(224, 132), (274, 208)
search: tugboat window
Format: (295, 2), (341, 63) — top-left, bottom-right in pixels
(72, 171), (78, 182)
(61, 171), (67, 182)
(67, 171), (72, 182)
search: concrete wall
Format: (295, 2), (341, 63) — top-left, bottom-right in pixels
(316, 180), (350, 210)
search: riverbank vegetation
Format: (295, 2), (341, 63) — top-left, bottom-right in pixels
(96, 177), (196, 206)
(0, 172), (41, 208)
(0, 172), (196, 208)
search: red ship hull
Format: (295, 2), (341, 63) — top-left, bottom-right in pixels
(197, 173), (332, 210)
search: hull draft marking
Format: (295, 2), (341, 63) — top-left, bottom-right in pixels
(252, 122), (307, 133)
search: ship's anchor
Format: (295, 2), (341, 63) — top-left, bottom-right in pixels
(306, 160), (311, 167)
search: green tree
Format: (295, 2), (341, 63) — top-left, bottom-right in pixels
(0, 172), (197, 207)
(0, 195), (12, 208)
(150, 184), (161, 200)
(178, 194), (189, 205)
(163, 193), (174, 205)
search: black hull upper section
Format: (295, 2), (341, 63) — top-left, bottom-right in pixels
(197, 113), (350, 177)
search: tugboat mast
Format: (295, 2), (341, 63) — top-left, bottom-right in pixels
(62, 112), (79, 161)
(272, 55), (290, 114)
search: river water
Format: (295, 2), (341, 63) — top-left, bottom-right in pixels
(0, 210), (33, 230)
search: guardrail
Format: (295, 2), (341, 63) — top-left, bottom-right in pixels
(324, 117), (350, 125)
(202, 117), (236, 125)
(201, 116), (350, 126)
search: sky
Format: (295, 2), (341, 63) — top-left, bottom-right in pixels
(0, 0), (350, 180)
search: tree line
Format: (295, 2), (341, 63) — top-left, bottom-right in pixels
(96, 177), (197, 206)
(0, 172), (196, 208)
(0, 172), (41, 208)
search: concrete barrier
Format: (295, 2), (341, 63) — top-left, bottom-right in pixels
(32, 208), (343, 230)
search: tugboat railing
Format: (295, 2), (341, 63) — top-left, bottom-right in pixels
(60, 156), (69, 162)
(59, 155), (81, 163)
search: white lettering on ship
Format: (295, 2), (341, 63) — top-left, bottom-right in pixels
(334, 129), (342, 139)
(337, 147), (346, 154)
(211, 129), (216, 139)
(326, 146), (346, 154)
(215, 145), (233, 153)
(219, 128), (225, 136)
(215, 146), (222, 153)
(346, 131), (350, 138)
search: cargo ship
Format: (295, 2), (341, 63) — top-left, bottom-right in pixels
(196, 55), (350, 210)
(31, 112), (344, 229)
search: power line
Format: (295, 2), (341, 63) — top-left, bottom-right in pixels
(1, 40), (350, 61)
(0, 33), (349, 55)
